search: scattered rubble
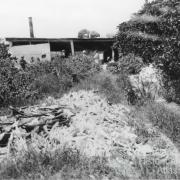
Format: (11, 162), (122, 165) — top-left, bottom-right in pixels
(0, 90), (180, 178)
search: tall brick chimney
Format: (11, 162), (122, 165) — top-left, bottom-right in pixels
(28, 17), (35, 38)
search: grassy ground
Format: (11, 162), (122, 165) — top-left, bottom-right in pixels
(0, 147), (120, 180)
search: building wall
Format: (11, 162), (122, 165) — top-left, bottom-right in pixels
(9, 43), (51, 63)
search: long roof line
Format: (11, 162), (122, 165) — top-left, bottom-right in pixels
(6, 37), (115, 43)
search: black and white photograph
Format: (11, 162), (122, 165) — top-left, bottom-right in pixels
(0, 0), (180, 179)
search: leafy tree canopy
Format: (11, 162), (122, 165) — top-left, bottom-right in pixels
(115, 0), (180, 79)
(78, 29), (100, 39)
(90, 31), (100, 38)
(78, 29), (90, 39)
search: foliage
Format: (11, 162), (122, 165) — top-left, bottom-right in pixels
(30, 74), (61, 95)
(134, 154), (179, 179)
(0, 44), (100, 108)
(0, 43), (10, 59)
(0, 45), (34, 107)
(133, 101), (180, 144)
(73, 71), (136, 105)
(129, 100), (180, 179)
(90, 30), (100, 38)
(115, 0), (180, 103)
(78, 29), (100, 39)
(118, 53), (144, 74)
(0, 146), (118, 180)
(162, 79), (180, 103)
(62, 54), (100, 82)
(78, 29), (90, 38)
(107, 53), (144, 75)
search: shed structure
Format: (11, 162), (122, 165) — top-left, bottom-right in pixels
(5, 37), (117, 62)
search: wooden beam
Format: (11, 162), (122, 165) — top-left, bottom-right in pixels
(8, 41), (13, 47)
(112, 49), (115, 60)
(70, 40), (75, 56)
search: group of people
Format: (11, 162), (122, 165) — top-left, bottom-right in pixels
(19, 55), (42, 70)
(18, 49), (113, 70)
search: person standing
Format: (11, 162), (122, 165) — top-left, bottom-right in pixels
(94, 50), (100, 64)
(20, 56), (27, 70)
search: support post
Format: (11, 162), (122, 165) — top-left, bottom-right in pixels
(8, 41), (13, 48)
(70, 40), (75, 56)
(112, 48), (115, 60)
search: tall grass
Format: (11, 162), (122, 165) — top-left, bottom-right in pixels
(0, 146), (120, 180)
(130, 100), (180, 147)
(145, 102), (180, 144)
(134, 155), (180, 179)
(72, 71), (129, 104)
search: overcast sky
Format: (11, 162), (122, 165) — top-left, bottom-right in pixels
(0, 0), (145, 38)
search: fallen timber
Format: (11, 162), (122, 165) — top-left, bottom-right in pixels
(0, 105), (75, 149)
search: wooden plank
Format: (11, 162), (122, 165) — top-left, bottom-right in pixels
(70, 40), (75, 56)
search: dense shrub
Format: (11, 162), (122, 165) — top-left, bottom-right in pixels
(115, 0), (180, 103)
(107, 53), (144, 75)
(30, 74), (61, 94)
(63, 54), (100, 81)
(0, 45), (100, 108)
(72, 71), (138, 105)
(78, 29), (90, 39)
(0, 46), (34, 107)
(117, 53), (144, 74)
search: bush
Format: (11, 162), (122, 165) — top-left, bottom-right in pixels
(133, 101), (180, 143)
(115, 0), (180, 103)
(116, 53), (144, 75)
(63, 54), (100, 81)
(73, 71), (134, 104)
(0, 45), (100, 108)
(0, 47), (35, 107)
(31, 74), (61, 94)
(161, 78), (180, 104)
(0, 147), (117, 180)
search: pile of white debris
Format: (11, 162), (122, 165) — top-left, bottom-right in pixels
(129, 64), (163, 100)
(0, 90), (180, 178)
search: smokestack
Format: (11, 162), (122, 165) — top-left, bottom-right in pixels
(28, 17), (35, 38)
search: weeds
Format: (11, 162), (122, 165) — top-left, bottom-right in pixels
(134, 155), (180, 179)
(130, 100), (180, 147)
(144, 103), (180, 143)
(73, 71), (128, 104)
(0, 146), (118, 180)
(0, 44), (100, 108)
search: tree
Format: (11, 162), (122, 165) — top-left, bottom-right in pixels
(78, 29), (90, 39)
(90, 31), (100, 38)
(115, 0), (180, 103)
(78, 29), (100, 39)
(115, 0), (180, 79)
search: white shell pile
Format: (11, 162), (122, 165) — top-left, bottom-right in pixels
(47, 90), (134, 157)
(129, 64), (163, 99)
(1, 89), (180, 177)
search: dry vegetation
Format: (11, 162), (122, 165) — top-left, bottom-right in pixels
(1, 57), (180, 179)
(1, 0), (180, 178)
